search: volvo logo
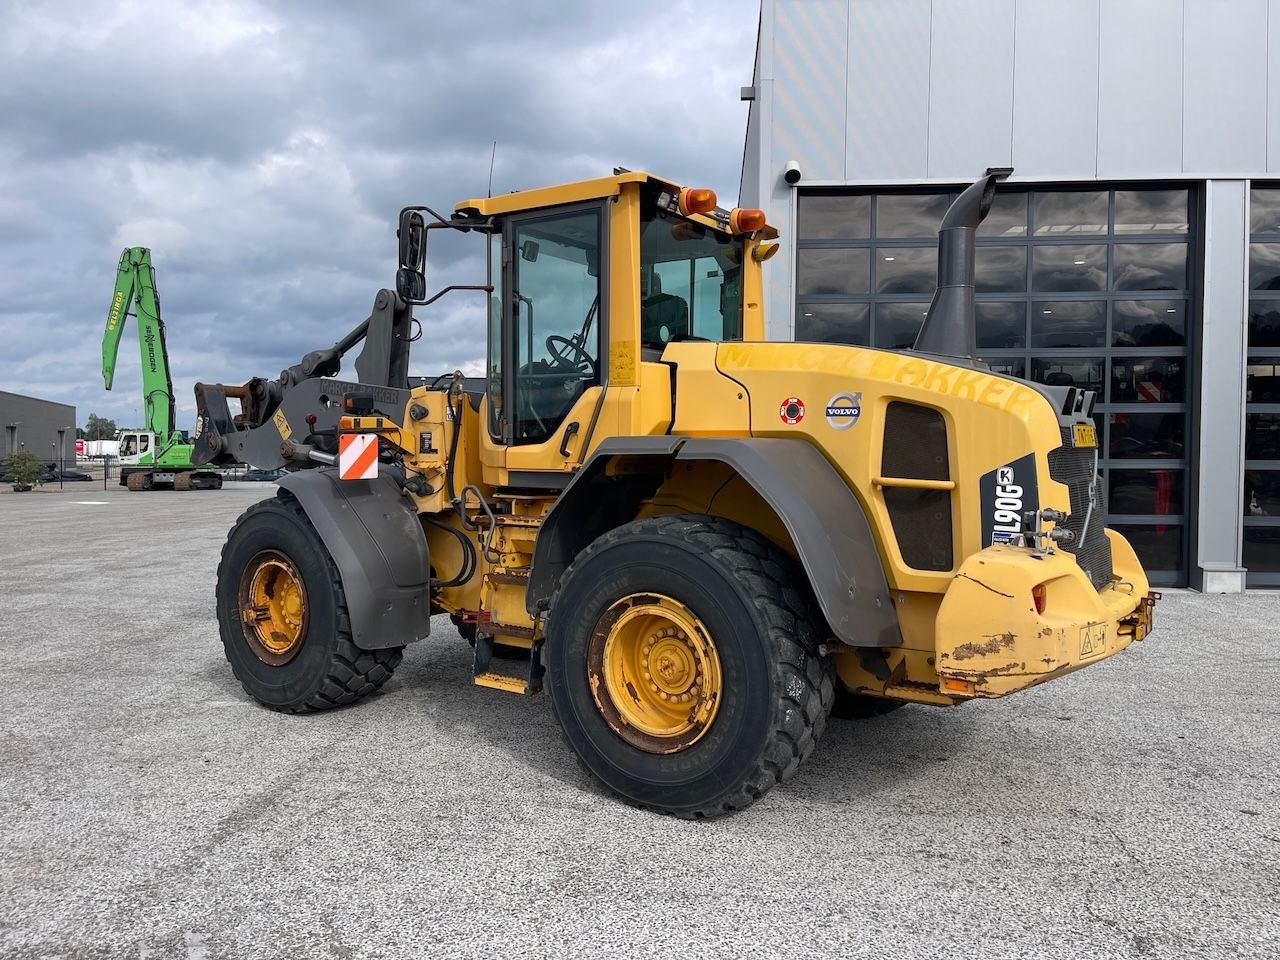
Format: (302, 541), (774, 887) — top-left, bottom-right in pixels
(824, 391), (862, 431)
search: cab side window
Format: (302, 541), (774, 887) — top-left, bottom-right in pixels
(510, 209), (602, 444)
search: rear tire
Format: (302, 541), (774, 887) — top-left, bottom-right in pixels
(215, 495), (403, 712)
(545, 514), (834, 818)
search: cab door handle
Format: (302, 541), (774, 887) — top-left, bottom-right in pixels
(559, 421), (580, 458)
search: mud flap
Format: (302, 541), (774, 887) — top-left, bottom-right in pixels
(277, 469), (431, 650)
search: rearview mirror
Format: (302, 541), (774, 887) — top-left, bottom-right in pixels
(396, 266), (426, 302)
(398, 209), (426, 273)
(397, 209), (427, 303)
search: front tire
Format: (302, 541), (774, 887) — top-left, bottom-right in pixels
(545, 514), (834, 818)
(215, 495), (403, 712)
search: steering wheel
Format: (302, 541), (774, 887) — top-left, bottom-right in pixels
(545, 335), (595, 375)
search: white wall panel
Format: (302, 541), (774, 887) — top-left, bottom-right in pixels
(1196, 179), (1249, 588)
(772, 0), (848, 182)
(845, 0), (931, 179)
(1011, 0), (1100, 178)
(926, 0), (1015, 178)
(1097, 0), (1183, 176)
(1269, 0), (1280, 172)
(1184, 0), (1267, 173)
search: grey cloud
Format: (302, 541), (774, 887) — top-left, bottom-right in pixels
(1, 0), (755, 428)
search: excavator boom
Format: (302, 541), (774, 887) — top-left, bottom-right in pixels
(101, 247), (177, 441)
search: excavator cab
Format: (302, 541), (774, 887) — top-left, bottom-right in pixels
(116, 430), (153, 463)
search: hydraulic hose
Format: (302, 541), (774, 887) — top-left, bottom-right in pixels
(422, 514), (477, 588)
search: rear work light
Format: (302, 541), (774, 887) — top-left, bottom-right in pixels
(677, 187), (717, 216)
(1032, 584), (1047, 615)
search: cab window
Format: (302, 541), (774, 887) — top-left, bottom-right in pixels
(509, 209), (602, 444)
(639, 185), (744, 348)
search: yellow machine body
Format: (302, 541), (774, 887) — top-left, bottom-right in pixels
(346, 170), (1153, 706)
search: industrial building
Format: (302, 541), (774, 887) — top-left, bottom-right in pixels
(0, 391), (78, 467)
(740, 0), (1280, 589)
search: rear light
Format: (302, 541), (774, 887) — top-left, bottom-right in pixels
(729, 207), (766, 233)
(677, 187), (717, 216)
(1032, 584), (1047, 615)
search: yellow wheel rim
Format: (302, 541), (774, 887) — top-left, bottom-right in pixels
(239, 550), (308, 665)
(587, 593), (722, 754)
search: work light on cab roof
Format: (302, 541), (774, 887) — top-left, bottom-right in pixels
(675, 186), (717, 216)
(729, 207), (767, 234)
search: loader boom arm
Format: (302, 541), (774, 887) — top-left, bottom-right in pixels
(102, 247), (178, 441)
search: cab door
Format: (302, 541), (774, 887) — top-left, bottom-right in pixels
(482, 203), (606, 484)
(118, 432), (139, 463)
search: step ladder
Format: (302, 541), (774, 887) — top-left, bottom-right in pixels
(472, 625), (544, 695)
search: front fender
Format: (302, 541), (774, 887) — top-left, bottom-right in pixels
(277, 469), (431, 650)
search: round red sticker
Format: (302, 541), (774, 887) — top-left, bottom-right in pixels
(779, 397), (805, 425)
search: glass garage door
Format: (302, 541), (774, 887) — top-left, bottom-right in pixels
(1247, 187), (1280, 586)
(795, 185), (1194, 586)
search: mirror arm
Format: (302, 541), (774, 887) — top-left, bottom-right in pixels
(400, 205), (496, 234)
(421, 283), (494, 307)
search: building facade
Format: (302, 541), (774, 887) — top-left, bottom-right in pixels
(0, 391), (77, 466)
(741, 0), (1280, 589)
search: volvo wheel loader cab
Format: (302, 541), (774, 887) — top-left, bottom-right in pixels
(197, 168), (1157, 819)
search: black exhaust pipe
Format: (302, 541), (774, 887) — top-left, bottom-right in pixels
(912, 166), (1013, 360)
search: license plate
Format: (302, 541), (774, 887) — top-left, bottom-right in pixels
(1072, 422), (1097, 448)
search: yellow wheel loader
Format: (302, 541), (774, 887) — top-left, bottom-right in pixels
(193, 168), (1157, 818)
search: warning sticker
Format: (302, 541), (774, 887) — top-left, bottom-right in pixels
(272, 408), (293, 441)
(1079, 622), (1107, 659)
(779, 397), (805, 425)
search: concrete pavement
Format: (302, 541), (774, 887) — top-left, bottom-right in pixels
(0, 484), (1277, 959)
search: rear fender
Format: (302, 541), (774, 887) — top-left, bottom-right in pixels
(277, 469), (430, 650)
(527, 437), (901, 648)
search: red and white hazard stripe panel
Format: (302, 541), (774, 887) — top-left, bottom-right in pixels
(338, 434), (379, 480)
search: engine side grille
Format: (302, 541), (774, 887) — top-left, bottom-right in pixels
(882, 403), (950, 481)
(882, 403), (953, 571)
(1047, 426), (1113, 589)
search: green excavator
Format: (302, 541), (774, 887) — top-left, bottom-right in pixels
(101, 247), (223, 490)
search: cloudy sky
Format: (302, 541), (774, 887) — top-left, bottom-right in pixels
(0, 0), (757, 429)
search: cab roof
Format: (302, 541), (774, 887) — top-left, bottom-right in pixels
(454, 170), (779, 240)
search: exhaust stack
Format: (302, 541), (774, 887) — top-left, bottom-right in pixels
(912, 167), (1013, 359)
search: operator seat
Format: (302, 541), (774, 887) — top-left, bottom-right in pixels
(641, 275), (689, 346)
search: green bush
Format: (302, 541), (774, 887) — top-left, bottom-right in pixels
(3, 451), (43, 491)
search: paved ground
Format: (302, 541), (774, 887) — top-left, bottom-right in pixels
(0, 484), (1277, 959)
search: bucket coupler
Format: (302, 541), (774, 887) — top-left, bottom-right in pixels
(191, 288), (415, 468)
